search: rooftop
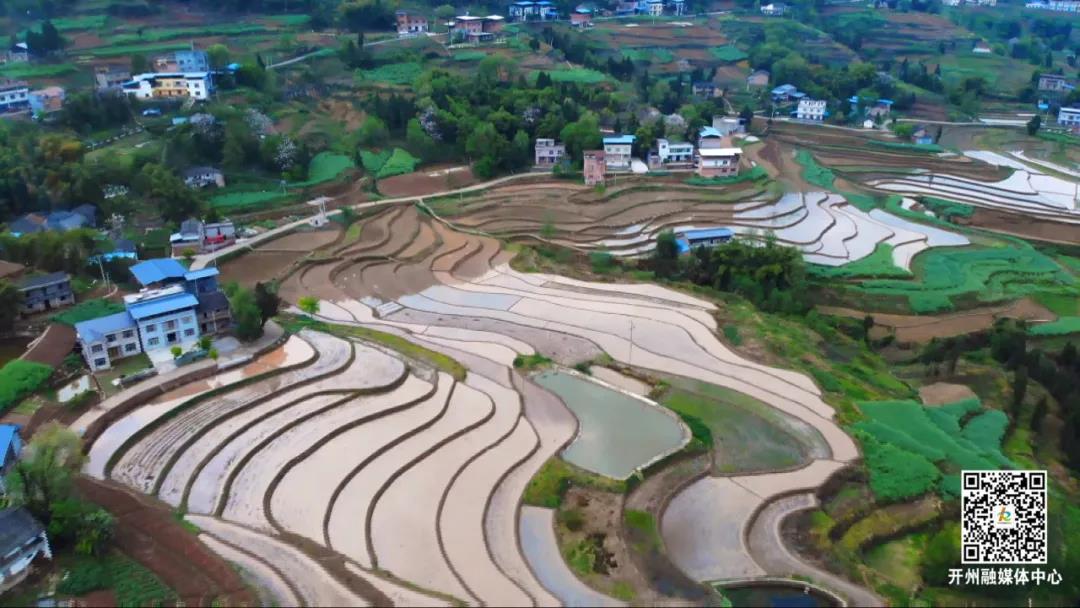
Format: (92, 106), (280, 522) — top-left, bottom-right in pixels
(17, 271), (69, 291)
(0, 508), (44, 553)
(75, 311), (136, 343)
(130, 258), (187, 286)
(184, 267), (220, 282)
(683, 227), (734, 240)
(0, 424), (19, 468)
(603, 134), (636, 145)
(699, 126), (723, 138)
(699, 147), (742, 156)
(126, 290), (200, 320)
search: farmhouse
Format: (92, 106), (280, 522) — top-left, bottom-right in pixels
(0, 80), (28, 113)
(760, 2), (788, 15)
(671, 0), (686, 15)
(452, 15), (506, 43)
(534, 138), (565, 166)
(697, 147), (742, 177)
(912, 125), (935, 145)
(3, 43), (28, 64)
(395, 10), (429, 36)
(972, 40), (992, 54)
(647, 0), (665, 15)
(676, 228), (734, 254)
(508, 1), (558, 20)
(122, 72), (214, 100)
(183, 166), (226, 189)
(583, 150), (606, 185)
(697, 126), (728, 149)
(602, 134), (636, 170)
(770, 83), (801, 102)
(153, 49), (210, 73)
(76, 311), (144, 371)
(6, 205), (96, 236)
(1057, 106), (1080, 131)
(796, 98), (827, 121)
(16, 272), (74, 315)
(0, 508), (51, 593)
(650, 139), (695, 168)
(712, 116), (744, 136)
(1026, 0), (1080, 10)
(95, 65), (130, 91)
(692, 82), (719, 98)
(28, 86), (64, 114)
(570, 8), (594, 26)
(1038, 74), (1075, 93)
(746, 69), (770, 90)
(170, 218), (237, 256)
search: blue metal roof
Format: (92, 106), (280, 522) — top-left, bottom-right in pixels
(127, 292), (199, 320)
(603, 134), (636, 145)
(699, 126), (722, 138)
(130, 258), (187, 286)
(75, 311), (136, 343)
(0, 424), (19, 468)
(184, 267), (219, 282)
(683, 228), (734, 241)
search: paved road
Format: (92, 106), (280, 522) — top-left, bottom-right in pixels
(190, 172), (545, 270)
(746, 493), (885, 607)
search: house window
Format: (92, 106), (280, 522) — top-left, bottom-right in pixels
(125, 343), (137, 353)
(91, 344), (104, 353)
(146, 324), (156, 332)
(107, 334), (117, 343)
(122, 330), (134, 338)
(184, 328), (195, 337)
(94, 358), (107, 367)
(148, 337), (160, 347)
(183, 316), (193, 325)
(165, 320), (177, 330)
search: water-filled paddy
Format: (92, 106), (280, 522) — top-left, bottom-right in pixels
(533, 370), (687, 479)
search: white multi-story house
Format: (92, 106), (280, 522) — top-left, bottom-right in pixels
(1026, 0), (1079, 10)
(603, 134), (636, 170)
(712, 116), (744, 136)
(0, 508), (51, 593)
(534, 138), (566, 166)
(1057, 107), (1080, 130)
(76, 312), (144, 372)
(125, 285), (201, 353)
(760, 2), (788, 15)
(796, 98), (827, 121)
(656, 139), (695, 164)
(697, 147), (742, 177)
(121, 72), (213, 100)
(647, 0), (664, 15)
(0, 80), (29, 112)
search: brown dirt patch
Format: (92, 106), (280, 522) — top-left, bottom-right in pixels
(76, 478), (256, 607)
(819, 298), (1056, 344)
(256, 226), (341, 252)
(966, 207), (1080, 245)
(78, 589), (119, 607)
(318, 99), (367, 131)
(377, 165), (479, 198)
(21, 323), (76, 367)
(919, 382), (977, 406)
(218, 250), (306, 287)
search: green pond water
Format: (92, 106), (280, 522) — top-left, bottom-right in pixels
(534, 370), (686, 479)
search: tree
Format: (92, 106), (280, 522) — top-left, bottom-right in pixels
(1032, 395), (1049, 434)
(254, 282), (281, 327)
(130, 53), (149, 74)
(4, 424), (85, 524)
(559, 113), (602, 162)
(922, 523), (961, 586)
(654, 230), (680, 277)
(207, 44), (231, 69)
(298, 296), (320, 315)
(0, 279), (20, 333)
(1011, 366), (1029, 421)
(357, 116), (390, 146)
(1027, 114), (1042, 136)
(227, 286), (263, 341)
(48, 499), (114, 556)
(863, 315), (875, 346)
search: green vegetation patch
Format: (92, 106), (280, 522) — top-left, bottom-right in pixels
(451, 51), (486, 62)
(684, 166), (767, 186)
(279, 314), (466, 380)
(300, 152), (354, 185)
(522, 457), (626, 508)
(709, 45), (747, 62)
(853, 398), (1013, 500)
(622, 47), (675, 63)
(809, 243), (910, 279)
(919, 197), (975, 221)
(374, 148), (419, 179)
(209, 190), (285, 209)
(105, 23), (265, 45)
(57, 553), (175, 607)
(0, 63), (77, 79)
(538, 68), (611, 84)
(1030, 316), (1080, 336)
(83, 41), (191, 57)
(512, 353), (553, 370)
(795, 149), (835, 189)
(0, 360), (54, 413)
(264, 14), (312, 26)
(52, 299), (125, 326)
(355, 62), (424, 86)
(867, 140), (944, 154)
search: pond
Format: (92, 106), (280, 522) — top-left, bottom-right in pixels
(721, 582), (841, 608)
(0, 336), (30, 367)
(533, 370), (687, 479)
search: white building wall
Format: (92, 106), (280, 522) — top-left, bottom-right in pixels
(137, 309), (200, 352)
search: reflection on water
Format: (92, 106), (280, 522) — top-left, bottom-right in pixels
(533, 370), (686, 479)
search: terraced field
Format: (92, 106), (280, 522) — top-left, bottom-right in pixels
(89, 201), (871, 605)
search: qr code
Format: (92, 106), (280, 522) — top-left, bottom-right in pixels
(961, 470), (1047, 564)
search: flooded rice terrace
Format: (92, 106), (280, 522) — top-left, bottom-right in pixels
(533, 370), (687, 479)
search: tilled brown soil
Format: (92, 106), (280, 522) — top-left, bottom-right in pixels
(966, 207), (1080, 245)
(76, 477), (256, 607)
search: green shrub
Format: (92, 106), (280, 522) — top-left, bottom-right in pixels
(558, 508), (585, 532)
(723, 325), (742, 345)
(1030, 316), (1080, 336)
(57, 559), (111, 595)
(860, 433), (941, 501)
(58, 554), (174, 607)
(513, 353), (552, 370)
(589, 251), (615, 273)
(52, 299), (125, 326)
(0, 360), (53, 413)
(676, 411), (714, 449)
(795, 150), (835, 189)
(360, 149), (392, 173)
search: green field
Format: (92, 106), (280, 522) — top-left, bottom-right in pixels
(937, 52), (1035, 93)
(0, 62), (77, 79)
(709, 45), (747, 62)
(209, 190), (286, 209)
(104, 23), (266, 45)
(301, 152), (354, 184)
(809, 244), (911, 279)
(355, 62), (424, 86)
(1030, 316), (1080, 336)
(854, 398), (1011, 500)
(83, 41), (192, 58)
(622, 48), (675, 63)
(533, 68), (611, 84)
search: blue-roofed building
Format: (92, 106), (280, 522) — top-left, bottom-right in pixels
(771, 83), (798, 102)
(130, 258), (188, 288)
(676, 228), (734, 254)
(602, 134), (636, 170)
(125, 285), (201, 353)
(0, 424), (23, 494)
(75, 311), (141, 371)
